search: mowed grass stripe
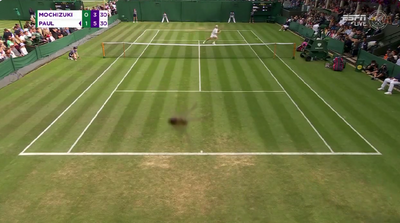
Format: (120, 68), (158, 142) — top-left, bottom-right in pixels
(218, 45), (272, 151)
(213, 46), (274, 151)
(92, 93), (148, 152)
(280, 58), (400, 147)
(26, 61), (135, 152)
(71, 31), (163, 152)
(262, 60), (372, 151)
(78, 35), (166, 152)
(131, 44), (186, 151)
(253, 28), (384, 152)
(300, 65), (400, 140)
(224, 46), (323, 152)
(0, 59), (101, 141)
(0, 58), (116, 153)
(263, 59), (348, 151)
(247, 28), (369, 152)
(20, 28), (151, 152)
(202, 51), (239, 151)
(141, 31), (184, 90)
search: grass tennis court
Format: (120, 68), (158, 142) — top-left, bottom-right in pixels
(1, 22), (400, 222)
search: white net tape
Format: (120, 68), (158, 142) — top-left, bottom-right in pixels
(102, 42), (294, 47)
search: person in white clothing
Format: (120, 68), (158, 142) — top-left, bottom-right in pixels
(161, 12), (169, 23)
(378, 73), (400, 95)
(228, 11), (236, 23)
(203, 25), (220, 45)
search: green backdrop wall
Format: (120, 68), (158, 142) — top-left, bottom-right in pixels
(117, 1), (269, 23)
(0, 0), (83, 20)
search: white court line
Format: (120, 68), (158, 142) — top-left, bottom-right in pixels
(198, 40), (202, 91)
(250, 30), (382, 155)
(66, 30), (160, 153)
(146, 29), (252, 32)
(237, 30), (334, 153)
(19, 152), (381, 156)
(115, 90), (285, 93)
(152, 40), (246, 42)
(18, 30), (149, 155)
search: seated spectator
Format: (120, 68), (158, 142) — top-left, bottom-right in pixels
(5, 36), (21, 57)
(24, 21), (31, 29)
(372, 64), (388, 81)
(13, 24), (23, 34)
(392, 14), (399, 26)
(0, 42), (5, 62)
(383, 49), (392, 60)
(396, 57), (400, 66)
(24, 33), (33, 47)
(4, 48), (17, 59)
(387, 54), (396, 63)
(344, 35), (353, 52)
(14, 31), (28, 56)
(378, 73), (400, 95)
(3, 29), (13, 40)
(364, 60), (378, 75)
(360, 38), (368, 51)
(61, 28), (70, 36)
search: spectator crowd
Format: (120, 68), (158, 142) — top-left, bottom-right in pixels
(0, 1), (118, 64)
(282, 0), (400, 63)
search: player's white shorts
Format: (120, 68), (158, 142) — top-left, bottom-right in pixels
(210, 34), (218, 38)
(283, 25), (289, 28)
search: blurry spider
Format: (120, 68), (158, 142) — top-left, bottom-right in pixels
(168, 103), (198, 128)
(168, 103), (206, 144)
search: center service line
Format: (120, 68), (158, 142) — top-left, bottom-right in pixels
(198, 40), (202, 92)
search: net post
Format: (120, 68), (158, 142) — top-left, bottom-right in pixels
(293, 43), (296, 59)
(102, 42), (105, 58)
(123, 43), (125, 58)
(274, 43), (277, 59)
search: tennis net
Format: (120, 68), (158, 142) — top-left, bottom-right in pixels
(101, 42), (296, 59)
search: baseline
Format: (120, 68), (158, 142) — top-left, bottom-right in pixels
(19, 152), (381, 156)
(18, 30), (149, 155)
(237, 30), (334, 153)
(66, 30), (161, 153)
(145, 29), (252, 32)
(151, 40), (246, 42)
(115, 90), (286, 93)
(249, 30), (382, 155)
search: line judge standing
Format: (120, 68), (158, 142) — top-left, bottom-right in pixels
(161, 12), (169, 23)
(228, 11), (236, 23)
(249, 10), (255, 23)
(133, 8), (138, 23)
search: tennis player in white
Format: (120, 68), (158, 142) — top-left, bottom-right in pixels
(203, 25), (220, 45)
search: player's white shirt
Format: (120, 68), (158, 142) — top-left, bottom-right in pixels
(210, 28), (219, 38)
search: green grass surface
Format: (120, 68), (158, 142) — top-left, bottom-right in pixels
(82, 0), (106, 8)
(0, 20), (21, 30)
(0, 22), (400, 222)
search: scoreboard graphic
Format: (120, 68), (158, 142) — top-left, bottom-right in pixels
(36, 10), (108, 28)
